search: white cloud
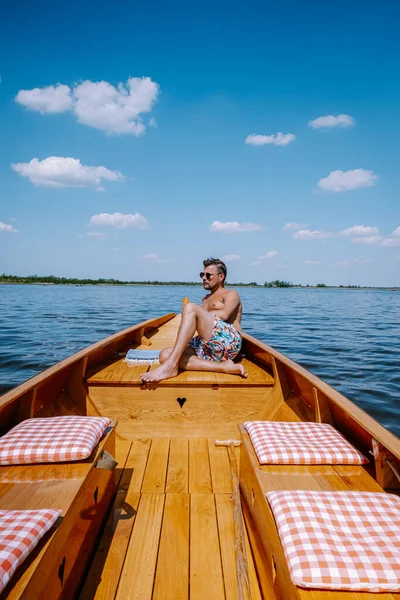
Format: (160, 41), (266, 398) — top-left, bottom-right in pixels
(258, 251), (278, 260)
(0, 221), (19, 233)
(392, 226), (400, 237)
(15, 84), (72, 114)
(15, 77), (159, 136)
(148, 117), (157, 128)
(11, 157), (124, 189)
(282, 222), (306, 231)
(86, 231), (110, 239)
(341, 225), (380, 237)
(137, 252), (177, 264)
(334, 257), (368, 268)
(308, 114), (355, 129)
(251, 251), (278, 266)
(88, 212), (148, 229)
(138, 253), (163, 263)
(293, 229), (332, 241)
(305, 260), (323, 265)
(318, 169), (377, 192)
(245, 132), (295, 146)
(351, 236), (383, 245)
(350, 235), (400, 247)
(381, 238), (400, 247)
(73, 77), (158, 135)
(209, 220), (264, 233)
(221, 254), (240, 263)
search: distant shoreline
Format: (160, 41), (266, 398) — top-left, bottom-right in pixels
(0, 276), (398, 290)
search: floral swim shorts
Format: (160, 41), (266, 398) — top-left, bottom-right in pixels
(189, 316), (242, 362)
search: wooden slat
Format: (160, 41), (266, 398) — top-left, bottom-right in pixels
(87, 360), (146, 386)
(256, 464), (349, 492)
(0, 478), (84, 511)
(215, 493), (239, 600)
(125, 438), (152, 492)
(215, 494), (263, 600)
(146, 366), (218, 385)
(153, 494), (189, 600)
(166, 438), (188, 493)
(117, 420), (247, 440)
(190, 494), (225, 600)
(141, 438), (170, 493)
(334, 465), (383, 492)
(215, 358), (274, 386)
(189, 438), (212, 493)
(115, 493), (165, 600)
(208, 439), (233, 493)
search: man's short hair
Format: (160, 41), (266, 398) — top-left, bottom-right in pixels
(203, 257), (227, 282)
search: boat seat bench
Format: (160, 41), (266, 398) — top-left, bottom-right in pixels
(238, 424), (400, 600)
(0, 421), (117, 600)
(86, 356), (274, 387)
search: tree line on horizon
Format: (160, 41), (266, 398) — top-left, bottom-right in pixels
(0, 273), (368, 288)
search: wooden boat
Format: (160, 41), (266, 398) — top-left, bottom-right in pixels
(0, 300), (399, 599)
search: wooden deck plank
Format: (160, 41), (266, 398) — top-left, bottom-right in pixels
(208, 439), (233, 493)
(256, 464), (350, 492)
(115, 493), (165, 600)
(215, 358), (274, 386)
(189, 438), (212, 494)
(215, 493), (263, 600)
(166, 438), (189, 493)
(146, 365), (218, 385)
(125, 438), (152, 492)
(116, 420), (246, 440)
(190, 494), (225, 600)
(215, 493), (239, 600)
(334, 465), (383, 492)
(153, 494), (189, 600)
(88, 360), (146, 386)
(141, 438), (170, 493)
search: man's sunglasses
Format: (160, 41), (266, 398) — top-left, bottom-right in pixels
(199, 272), (219, 280)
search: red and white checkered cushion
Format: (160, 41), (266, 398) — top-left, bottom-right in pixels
(0, 509), (61, 593)
(0, 416), (111, 464)
(267, 490), (400, 591)
(244, 421), (368, 465)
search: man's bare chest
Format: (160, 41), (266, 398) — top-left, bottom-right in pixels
(203, 294), (225, 311)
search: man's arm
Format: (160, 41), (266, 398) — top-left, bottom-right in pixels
(210, 290), (240, 322)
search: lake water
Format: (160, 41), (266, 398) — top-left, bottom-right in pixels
(1, 284), (399, 437)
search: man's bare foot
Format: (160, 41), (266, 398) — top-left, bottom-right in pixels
(220, 360), (248, 378)
(141, 362), (179, 383)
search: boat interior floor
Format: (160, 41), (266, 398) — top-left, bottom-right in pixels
(55, 315), (397, 599)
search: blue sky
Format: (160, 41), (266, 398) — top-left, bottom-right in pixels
(1, 0), (399, 286)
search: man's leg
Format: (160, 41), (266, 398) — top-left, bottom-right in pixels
(140, 303), (214, 383)
(159, 347), (247, 377)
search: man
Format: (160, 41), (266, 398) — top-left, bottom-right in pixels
(141, 257), (247, 383)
